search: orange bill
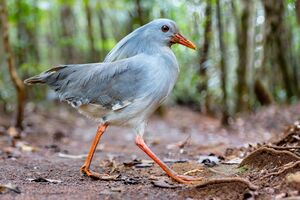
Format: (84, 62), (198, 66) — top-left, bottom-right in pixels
(171, 33), (196, 50)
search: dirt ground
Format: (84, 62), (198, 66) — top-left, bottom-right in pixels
(0, 103), (300, 200)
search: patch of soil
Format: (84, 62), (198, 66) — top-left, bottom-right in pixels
(180, 178), (256, 200)
(0, 104), (300, 199)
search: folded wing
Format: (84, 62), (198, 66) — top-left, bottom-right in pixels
(25, 56), (148, 110)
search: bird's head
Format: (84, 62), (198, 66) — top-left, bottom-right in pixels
(104, 18), (196, 62)
(143, 19), (196, 50)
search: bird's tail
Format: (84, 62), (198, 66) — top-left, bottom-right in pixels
(24, 66), (64, 85)
(24, 74), (46, 85)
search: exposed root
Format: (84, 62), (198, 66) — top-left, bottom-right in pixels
(266, 145), (300, 150)
(260, 161), (300, 180)
(239, 147), (300, 169)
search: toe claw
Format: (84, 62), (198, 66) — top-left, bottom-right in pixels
(80, 165), (101, 179)
(80, 165), (119, 180)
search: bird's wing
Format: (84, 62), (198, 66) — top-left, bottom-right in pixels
(36, 55), (149, 110)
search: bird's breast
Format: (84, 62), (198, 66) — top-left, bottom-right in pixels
(142, 53), (179, 103)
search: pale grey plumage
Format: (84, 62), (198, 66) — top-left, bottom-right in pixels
(104, 19), (179, 62)
(24, 19), (181, 133)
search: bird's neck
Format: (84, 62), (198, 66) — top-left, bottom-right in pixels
(104, 30), (170, 62)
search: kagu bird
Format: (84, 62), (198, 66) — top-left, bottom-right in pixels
(25, 19), (199, 184)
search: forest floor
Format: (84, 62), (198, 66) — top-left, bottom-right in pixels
(0, 103), (300, 200)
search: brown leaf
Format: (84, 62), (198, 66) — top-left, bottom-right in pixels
(0, 183), (21, 194)
(58, 153), (87, 159)
(7, 127), (19, 138)
(16, 141), (38, 152)
(286, 172), (300, 183)
(123, 159), (154, 168)
(152, 179), (179, 189)
(27, 177), (62, 184)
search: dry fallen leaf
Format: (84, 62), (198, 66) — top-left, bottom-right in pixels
(98, 174), (120, 181)
(99, 187), (123, 196)
(198, 155), (220, 167)
(223, 157), (243, 164)
(7, 127), (19, 138)
(123, 159), (154, 168)
(152, 179), (179, 189)
(163, 158), (188, 163)
(122, 177), (141, 185)
(110, 187), (123, 193)
(27, 177), (62, 184)
(166, 133), (191, 150)
(0, 183), (21, 194)
(58, 153), (87, 159)
(16, 141), (38, 152)
(286, 172), (300, 183)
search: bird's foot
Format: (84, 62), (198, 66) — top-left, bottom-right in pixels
(172, 174), (203, 184)
(80, 165), (102, 179)
(80, 165), (116, 180)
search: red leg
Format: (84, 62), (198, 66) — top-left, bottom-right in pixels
(135, 135), (202, 184)
(80, 123), (108, 178)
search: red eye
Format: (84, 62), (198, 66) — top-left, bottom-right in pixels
(161, 25), (169, 32)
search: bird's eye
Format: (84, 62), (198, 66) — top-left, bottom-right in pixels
(161, 25), (169, 32)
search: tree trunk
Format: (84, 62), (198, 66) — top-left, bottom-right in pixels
(254, 79), (273, 105)
(15, 0), (26, 66)
(15, 0), (40, 66)
(60, 3), (76, 63)
(128, 0), (150, 32)
(294, 0), (300, 95)
(198, 0), (212, 114)
(84, 0), (98, 62)
(233, 0), (255, 112)
(262, 0), (296, 101)
(216, 0), (230, 125)
(97, 7), (108, 60)
(296, 0), (300, 25)
(0, 0), (26, 129)
(135, 0), (145, 25)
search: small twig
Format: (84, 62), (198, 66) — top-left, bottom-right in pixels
(183, 168), (203, 175)
(108, 161), (118, 174)
(178, 133), (192, 149)
(266, 145), (300, 150)
(166, 133), (192, 150)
